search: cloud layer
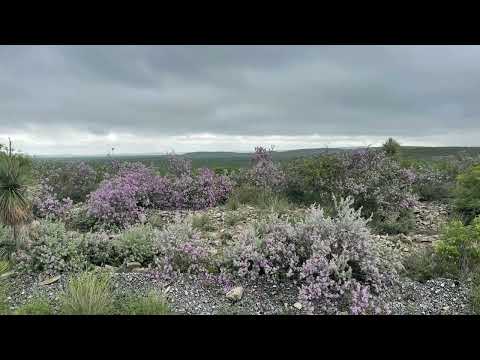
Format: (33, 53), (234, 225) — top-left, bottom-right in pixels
(1, 45), (479, 155)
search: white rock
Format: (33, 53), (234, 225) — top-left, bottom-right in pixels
(226, 286), (244, 302)
(293, 302), (303, 310)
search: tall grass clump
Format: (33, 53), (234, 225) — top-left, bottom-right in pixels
(115, 291), (171, 315)
(59, 272), (113, 315)
(15, 297), (54, 315)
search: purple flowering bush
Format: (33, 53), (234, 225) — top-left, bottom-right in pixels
(284, 148), (416, 233)
(222, 197), (398, 314)
(33, 179), (74, 220)
(234, 147), (286, 193)
(87, 162), (233, 228)
(33, 161), (98, 203)
(152, 217), (211, 280)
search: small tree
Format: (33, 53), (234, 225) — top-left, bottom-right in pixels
(0, 142), (32, 245)
(383, 138), (401, 158)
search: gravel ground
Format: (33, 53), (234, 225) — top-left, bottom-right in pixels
(3, 271), (473, 315)
(384, 278), (472, 315)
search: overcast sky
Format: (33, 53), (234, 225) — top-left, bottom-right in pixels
(1, 45), (479, 155)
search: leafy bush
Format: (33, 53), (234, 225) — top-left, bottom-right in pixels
(80, 232), (122, 267)
(115, 290), (170, 315)
(153, 218), (210, 279)
(33, 161), (98, 203)
(434, 217), (480, 276)
(402, 247), (453, 282)
(116, 225), (156, 265)
(224, 211), (246, 226)
(13, 220), (87, 275)
(454, 164), (480, 224)
(406, 216), (480, 282)
(284, 149), (416, 226)
(15, 297), (53, 315)
(226, 184), (290, 212)
(374, 208), (416, 235)
(64, 204), (97, 232)
(191, 213), (215, 232)
(59, 272), (113, 315)
(383, 138), (401, 158)
(233, 147), (286, 193)
(222, 197), (398, 314)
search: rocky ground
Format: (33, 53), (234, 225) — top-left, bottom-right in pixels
(2, 200), (474, 315)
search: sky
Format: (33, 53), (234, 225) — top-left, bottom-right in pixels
(1, 45), (480, 155)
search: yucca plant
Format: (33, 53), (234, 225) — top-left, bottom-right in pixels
(0, 154), (32, 245)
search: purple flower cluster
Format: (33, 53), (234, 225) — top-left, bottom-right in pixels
(87, 162), (233, 228)
(33, 179), (74, 220)
(167, 153), (192, 177)
(235, 147), (286, 192)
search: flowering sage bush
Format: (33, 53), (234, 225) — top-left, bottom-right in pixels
(87, 162), (233, 228)
(284, 148), (416, 225)
(222, 197), (398, 314)
(153, 217), (211, 280)
(33, 179), (74, 220)
(234, 147), (286, 193)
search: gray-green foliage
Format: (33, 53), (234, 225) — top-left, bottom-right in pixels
(116, 224), (157, 265)
(14, 220), (88, 275)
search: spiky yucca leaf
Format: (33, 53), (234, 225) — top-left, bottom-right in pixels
(0, 155), (32, 227)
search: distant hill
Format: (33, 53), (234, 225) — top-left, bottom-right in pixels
(33, 146), (480, 170)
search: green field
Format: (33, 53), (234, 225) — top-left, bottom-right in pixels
(33, 146), (480, 171)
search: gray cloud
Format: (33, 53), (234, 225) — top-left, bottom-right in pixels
(1, 45), (480, 154)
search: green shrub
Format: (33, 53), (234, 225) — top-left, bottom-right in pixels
(59, 272), (113, 315)
(374, 209), (416, 235)
(15, 297), (53, 315)
(116, 225), (156, 266)
(80, 232), (122, 267)
(454, 164), (480, 224)
(434, 217), (480, 276)
(403, 247), (455, 282)
(191, 213), (215, 232)
(147, 213), (167, 229)
(13, 220), (88, 275)
(284, 155), (344, 205)
(414, 182), (453, 202)
(224, 212), (246, 227)
(383, 137), (401, 158)
(227, 184), (292, 214)
(64, 204), (97, 233)
(115, 291), (171, 315)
